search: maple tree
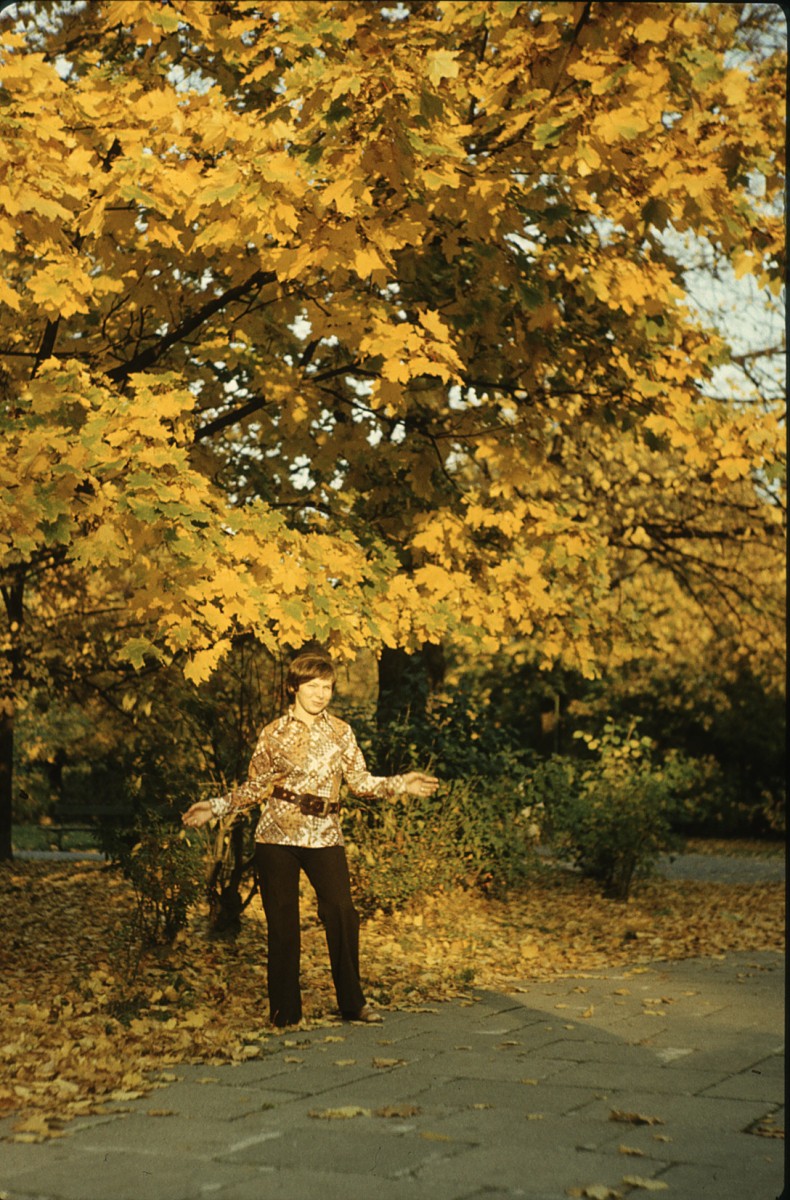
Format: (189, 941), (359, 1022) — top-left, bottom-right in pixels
(0, 1), (785, 857)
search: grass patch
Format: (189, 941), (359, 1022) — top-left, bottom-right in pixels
(12, 825), (102, 853)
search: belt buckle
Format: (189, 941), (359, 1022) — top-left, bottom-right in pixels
(319, 795), (332, 817)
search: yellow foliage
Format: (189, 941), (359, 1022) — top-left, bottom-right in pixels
(0, 0), (783, 689)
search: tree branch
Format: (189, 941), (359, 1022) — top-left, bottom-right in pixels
(194, 397), (271, 441)
(107, 268), (277, 385)
(31, 318), (61, 377)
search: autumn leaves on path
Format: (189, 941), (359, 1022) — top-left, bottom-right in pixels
(0, 855), (784, 1141)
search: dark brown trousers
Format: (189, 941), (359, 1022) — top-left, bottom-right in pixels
(254, 842), (366, 1026)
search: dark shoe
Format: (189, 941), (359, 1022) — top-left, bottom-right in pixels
(343, 1005), (383, 1023)
(270, 1014), (302, 1030)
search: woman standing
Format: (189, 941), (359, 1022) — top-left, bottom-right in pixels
(182, 651), (439, 1027)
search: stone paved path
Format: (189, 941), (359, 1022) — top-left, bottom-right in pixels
(1, 950), (784, 1200)
(656, 851), (786, 885)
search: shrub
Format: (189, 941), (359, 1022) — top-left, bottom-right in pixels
(527, 720), (704, 901)
(120, 814), (205, 948)
(344, 775), (536, 912)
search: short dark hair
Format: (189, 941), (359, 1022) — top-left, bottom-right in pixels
(286, 652), (336, 697)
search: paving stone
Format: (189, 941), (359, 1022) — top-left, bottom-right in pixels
(416, 1076), (600, 1120)
(217, 1114), (474, 1178)
(426, 1101), (647, 1151)
(204, 1165), (473, 1200)
(381, 1047), (571, 1085)
(2, 1147), (263, 1200)
(415, 1140), (653, 1196)
(48, 1111), (259, 1157)
(399, 1024), (574, 1056)
(636, 1031), (785, 1073)
(596, 1117), (785, 1169)
(538, 1037), (691, 1064)
(540, 1060), (730, 1096)
(1, 948), (783, 1200)
(656, 1157), (785, 1200)
(260, 1071), (439, 1111)
(700, 1066), (786, 1101)
(119, 1079), (292, 1121)
(576, 1088), (779, 1131)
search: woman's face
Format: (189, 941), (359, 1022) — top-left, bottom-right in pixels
(294, 675), (334, 717)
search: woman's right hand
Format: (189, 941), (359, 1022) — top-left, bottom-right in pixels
(181, 800), (215, 829)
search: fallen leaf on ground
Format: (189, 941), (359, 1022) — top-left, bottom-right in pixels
(746, 1115), (784, 1139)
(610, 1110), (664, 1126)
(567, 1185), (623, 1199)
(372, 1057), (407, 1068)
(375, 1103), (421, 1118)
(309, 1106), (370, 1119)
(621, 1176), (669, 1191)
(11, 1115), (55, 1136)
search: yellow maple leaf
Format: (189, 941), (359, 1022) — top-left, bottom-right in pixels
(27, 264), (91, 319)
(353, 245), (388, 279)
(382, 357), (411, 384)
(0, 277), (21, 310)
(183, 640), (232, 684)
(633, 16), (671, 43)
(322, 177), (357, 215)
(593, 107), (651, 143)
(425, 49), (460, 86)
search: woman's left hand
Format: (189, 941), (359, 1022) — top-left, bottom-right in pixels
(401, 771), (440, 797)
(181, 800), (215, 828)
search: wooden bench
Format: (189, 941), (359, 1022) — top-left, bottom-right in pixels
(42, 806), (122, 852)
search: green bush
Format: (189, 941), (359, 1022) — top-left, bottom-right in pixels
(344, 776), (535, 912)
(120, 814), (205, 948)
(526, 720), (704, 901)
(335, 695), (536, 911)
(465, 649), (785, 838)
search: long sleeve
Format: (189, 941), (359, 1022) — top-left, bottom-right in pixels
(338, 724), (407, 799)
(209, 726), (283, 819)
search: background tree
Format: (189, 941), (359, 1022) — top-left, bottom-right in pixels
(0, 1), (785, 856)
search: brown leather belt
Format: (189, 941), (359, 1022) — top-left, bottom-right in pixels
(271, 785), (338, 817)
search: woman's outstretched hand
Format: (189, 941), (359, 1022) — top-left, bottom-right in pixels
(401, 771), (440, 798)
(181, 800), (215, 829)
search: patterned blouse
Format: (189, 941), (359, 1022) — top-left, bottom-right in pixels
(208, 708), (407, 848)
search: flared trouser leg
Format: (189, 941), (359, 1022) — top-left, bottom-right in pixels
(255, 843), (303, 1026)
(300, 845), (366, 1017)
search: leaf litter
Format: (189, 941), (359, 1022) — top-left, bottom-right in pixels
(0, 858), (783, 1139)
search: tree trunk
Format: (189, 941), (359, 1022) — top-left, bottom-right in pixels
(0, 706), (13, 861)
(0, 574), (24, 861)
(376, 643), (445, 772)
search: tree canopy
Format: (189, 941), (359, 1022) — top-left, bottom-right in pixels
(0, 1), (786, 852)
